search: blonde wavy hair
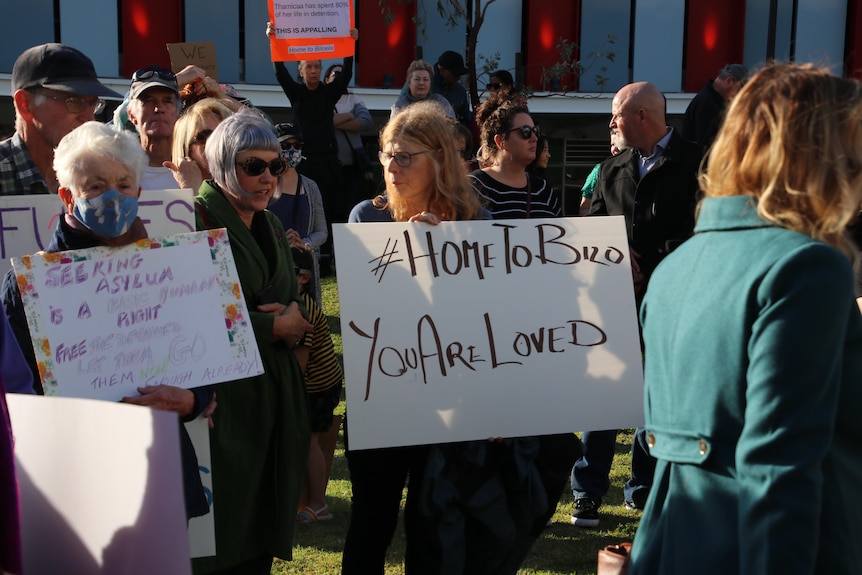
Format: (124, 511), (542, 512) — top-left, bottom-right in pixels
(171, 97), (235, 166)
(374, 100), (483, 222)
(700, 63), (862, 253)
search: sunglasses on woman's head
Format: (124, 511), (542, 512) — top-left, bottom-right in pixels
(486, 82), (502, 90)
(132, 65), (177, 82)
(507, 125), (541, 140)
(235, 157), (288, 177)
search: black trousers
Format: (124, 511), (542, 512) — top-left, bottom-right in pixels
(341, 417), (431, 575)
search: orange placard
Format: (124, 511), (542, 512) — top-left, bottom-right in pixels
(268, 0), (355, 62)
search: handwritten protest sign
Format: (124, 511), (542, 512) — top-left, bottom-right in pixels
(9, 394), (191, 574)
(168, 41), (219, 80)
(11, 229), (263, 402)
(333, 216), (645, 450)
(268, 0), (355, 61)
(0, 189), (195, 276)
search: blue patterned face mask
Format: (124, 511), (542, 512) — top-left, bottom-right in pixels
(282, 146), (304, 169)
(73, 189), (139, 238)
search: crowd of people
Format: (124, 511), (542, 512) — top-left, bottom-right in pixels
(1, 31), (861, 575)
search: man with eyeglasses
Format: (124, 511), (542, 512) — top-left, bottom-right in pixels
(682, 63), (747, 148)
(126, 65), (183, 191)
(0, 43), (122, 196)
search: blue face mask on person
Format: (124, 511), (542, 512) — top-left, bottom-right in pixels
(73, 189), (139, 238)
(282, 147), (303, 169)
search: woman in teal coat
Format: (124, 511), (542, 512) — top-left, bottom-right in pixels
(191, 112), (313, 575)
(632, 64), (862, 574)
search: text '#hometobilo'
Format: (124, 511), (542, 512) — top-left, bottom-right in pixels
(366, 222), (626, 283)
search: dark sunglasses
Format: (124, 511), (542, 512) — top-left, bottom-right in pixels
(486, 82), (502, 90)
(280, 140), (303, 151)
(236, 156), (288, 177)
(132, 65), (177, 83)
(507, 125), (540, 140)
(189, 129), (213, 147)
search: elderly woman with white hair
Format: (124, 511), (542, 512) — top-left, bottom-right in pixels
(190, 111), (313, 575)
(0, 121), (216, 522)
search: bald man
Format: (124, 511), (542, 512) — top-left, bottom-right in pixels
(570, 81), (704, 528)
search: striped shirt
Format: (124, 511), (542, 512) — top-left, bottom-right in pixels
(301, 292), (343, 393)
(469, 169), (560, 220)
(0, 133), (51, 196)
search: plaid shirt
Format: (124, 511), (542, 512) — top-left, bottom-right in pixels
(0, 133), (50, 196)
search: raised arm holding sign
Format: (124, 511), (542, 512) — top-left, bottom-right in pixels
(268, 19), (359, 260)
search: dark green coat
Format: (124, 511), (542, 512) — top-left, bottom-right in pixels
(192, 182), (309, 572)
(632, 196), (862, 574)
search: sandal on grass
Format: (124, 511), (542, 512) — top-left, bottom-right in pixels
(296, 504), (334, 523)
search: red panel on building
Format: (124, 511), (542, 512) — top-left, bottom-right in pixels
(847, 0), (862, 79)
(524, 0), (580, 92)
(684, 0), (746, 92)
(357, 0), (417, 88)
(120, 0), (184, 77)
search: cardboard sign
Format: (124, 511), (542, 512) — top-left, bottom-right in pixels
(9, 394), (191, 575)
(333, 216), (645, 450)
(268, 0), (355, 61)
(168, 41), (219, 80)
(0, 189), (196, 277)
(11, 229), (263, 402)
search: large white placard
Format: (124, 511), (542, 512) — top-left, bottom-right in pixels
(333, 216), (645, 450)
(9, 394), (191, 575)
(11, 229), (263, 401)
(0, 189), (195, 276)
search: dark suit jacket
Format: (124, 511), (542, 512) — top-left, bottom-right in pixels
(589, 130), (703, 284)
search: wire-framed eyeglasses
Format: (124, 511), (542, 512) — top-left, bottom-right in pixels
(378, 150), (431, 168)
(38, 91), (105, 115)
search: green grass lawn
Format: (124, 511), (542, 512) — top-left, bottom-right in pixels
(271, 276), (640, 575)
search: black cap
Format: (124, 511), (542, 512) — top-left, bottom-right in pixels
(275, 122), (303, 143)
(12, 43), (122, 98)
(437, 51), (468, 76)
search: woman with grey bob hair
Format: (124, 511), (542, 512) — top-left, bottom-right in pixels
(192, 110), (314, 575)
(204, 110), (282, 201)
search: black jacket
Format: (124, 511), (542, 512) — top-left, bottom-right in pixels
(681, 79), (725, 147)
(589, 130), (703, 285)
